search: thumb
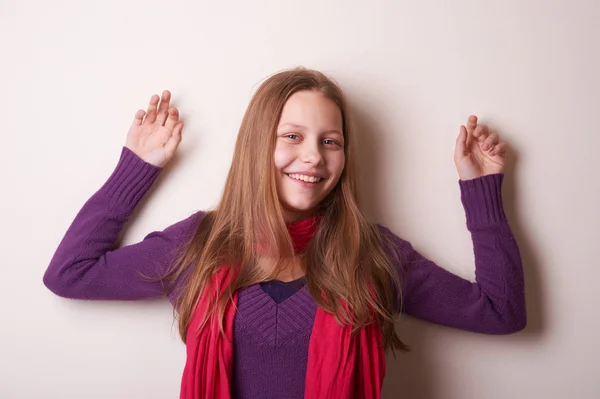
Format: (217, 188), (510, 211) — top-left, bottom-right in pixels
(454, 125), (468, 162)
(164, 121), (184, 159)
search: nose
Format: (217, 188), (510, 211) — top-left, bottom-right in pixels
(299, 140), (324, 167)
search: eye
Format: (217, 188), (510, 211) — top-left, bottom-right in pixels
(323, 139), (341, 146)
(285, 134), (300, 140)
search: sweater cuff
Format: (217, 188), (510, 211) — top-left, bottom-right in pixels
(98, 146), (162, 210)
(459, 173), (507, 230)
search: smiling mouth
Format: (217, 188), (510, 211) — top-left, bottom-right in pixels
(286, 173), (324, 184)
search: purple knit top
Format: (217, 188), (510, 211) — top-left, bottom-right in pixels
(43, 147), (527, 398)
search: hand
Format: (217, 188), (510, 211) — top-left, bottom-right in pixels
(125, 90), (184, 167)
(454, 115), (508, 180)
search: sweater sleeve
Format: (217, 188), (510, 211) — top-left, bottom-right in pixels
(43, 146), (203, 305)
(380, 173), (527, 334)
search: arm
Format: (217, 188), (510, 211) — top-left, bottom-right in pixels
(43, 146), (203, 305)
(382, 173), (526, 334)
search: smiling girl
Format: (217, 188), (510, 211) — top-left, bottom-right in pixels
(44, 68), (526, 399)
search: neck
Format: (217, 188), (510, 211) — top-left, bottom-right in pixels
(272, 256), (306, 282)
(256, 214), (320, 281)
(287, 214), (319, 254)
(282, 207), (318, 224)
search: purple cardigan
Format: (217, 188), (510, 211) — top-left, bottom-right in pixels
(43, 147), (526, 398)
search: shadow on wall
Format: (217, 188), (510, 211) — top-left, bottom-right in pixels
(351, 101), (544, 399)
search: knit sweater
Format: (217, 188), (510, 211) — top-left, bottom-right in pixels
(43, 147), (527, 398)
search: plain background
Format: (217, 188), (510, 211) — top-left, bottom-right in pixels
(2, 0), (599, 398)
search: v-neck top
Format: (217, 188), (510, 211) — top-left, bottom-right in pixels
(259, 276), (307, 303)
(232, 280), (317, 398)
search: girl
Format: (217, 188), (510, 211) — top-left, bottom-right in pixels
(44, 68), (526, 399)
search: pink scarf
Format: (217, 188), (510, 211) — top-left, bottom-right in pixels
(179, 216), (386, 398)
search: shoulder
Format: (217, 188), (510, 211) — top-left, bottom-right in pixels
(145, 210), (207, 246)
(374, 223), (414, 259)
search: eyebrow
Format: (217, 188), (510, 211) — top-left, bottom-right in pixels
(279, 123), (343, 136)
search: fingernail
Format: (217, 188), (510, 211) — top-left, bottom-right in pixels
(483, 144), (490, 150)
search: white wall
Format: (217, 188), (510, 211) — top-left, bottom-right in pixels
(2, 0), (598, 397)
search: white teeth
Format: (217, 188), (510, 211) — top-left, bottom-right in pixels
(288, 173), (322, 183)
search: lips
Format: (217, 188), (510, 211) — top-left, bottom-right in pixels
(286, 173), (323, 183)
(285, 174), (325, 187)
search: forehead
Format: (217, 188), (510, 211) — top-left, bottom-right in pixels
(278, 90), (342, 129)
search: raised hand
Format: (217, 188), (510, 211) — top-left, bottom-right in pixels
(125, 90), (184, 168)
(454, 115), (508, 180)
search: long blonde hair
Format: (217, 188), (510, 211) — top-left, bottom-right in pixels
(161, 67), (410, 353)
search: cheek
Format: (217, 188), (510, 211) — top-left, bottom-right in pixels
(329, 154), (346, 179)
(273, 144), (293, 170)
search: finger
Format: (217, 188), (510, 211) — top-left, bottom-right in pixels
(482, 132), (499, 151)
(164, 108), (179, 130)
(490, 142), (508, 157)
(145, 94), (160, 124)
(132, 109), (145, 126)
(466, 115), (478, 135)
(465, 115), (477, 147)
(473, 125), (489, 143)
(155, 90), (171, 126)
(455, 125), (468, 161)
(164, 122), (183, 157)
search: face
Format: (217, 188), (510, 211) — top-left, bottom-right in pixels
(274, 90), (345, 222)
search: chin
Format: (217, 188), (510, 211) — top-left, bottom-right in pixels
(281, 201), (320, 219)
